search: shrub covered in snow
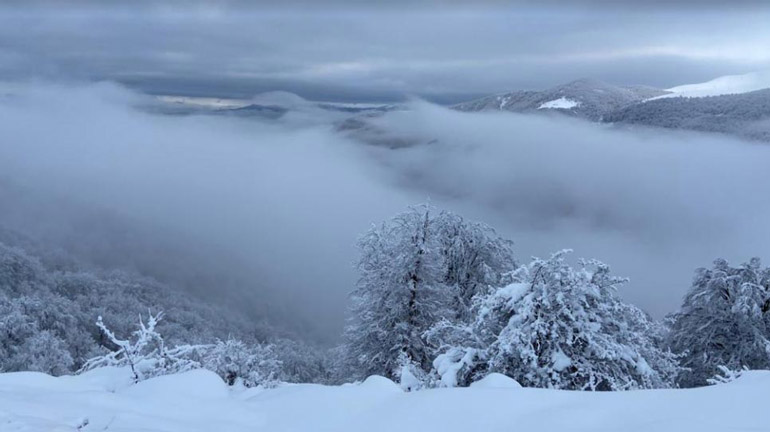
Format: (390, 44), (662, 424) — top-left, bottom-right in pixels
(201, 338), (281, 388)
(431, 346), (483, 388)
(81, 312), (204, 383)
(428, 250), (682, 390)
(81, 313), (281, 388)
(707, 365), (749, 385)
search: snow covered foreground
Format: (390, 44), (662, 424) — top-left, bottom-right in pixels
(2, 368), (769, 432)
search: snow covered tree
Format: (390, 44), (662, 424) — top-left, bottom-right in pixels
(81, 312), (203, 382)
(341, 205), (515, 385)
(431, 250), (682, 390)
(273, 338), (333, 384)
(342, 205), (449, 382)
(0, 297), (72, 375)
(483, 251), (681, 390)
(13, 330), (74, 376)
(614, 302), (683, 388)
(81, 312), (284, 387)
(0, 291), (81, 376)
(201, 338), (281, 388)
(435, 213), (516, 322)
(424, 317), (488, 387)
(0, 243), (49, 297)
(668, 258), (770, 387)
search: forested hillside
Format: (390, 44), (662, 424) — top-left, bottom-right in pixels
(604, 89), (770, 141)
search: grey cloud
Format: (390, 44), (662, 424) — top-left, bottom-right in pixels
(1, 5), (769, 101)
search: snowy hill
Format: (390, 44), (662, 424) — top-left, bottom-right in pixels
(450, 73), (770, 142)
(2, 367), (769, 431)
(652, 70), (770, 100)
(454, 78), (667, 121)
(605, 88), (770, 141)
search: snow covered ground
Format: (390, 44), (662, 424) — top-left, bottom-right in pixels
(1, 368), (769, 432)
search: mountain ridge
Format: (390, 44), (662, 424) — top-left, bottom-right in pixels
(452, 72), (770, 141)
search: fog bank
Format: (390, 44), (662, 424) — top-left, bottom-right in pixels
(1, 83), (769, 340)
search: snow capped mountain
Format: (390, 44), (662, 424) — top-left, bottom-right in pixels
(606, 88), (770, 141)
(652, 70), (770, 100)
(452, 72), (770, 142)
(454, 78), (667, 121)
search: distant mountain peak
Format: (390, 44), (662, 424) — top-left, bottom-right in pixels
(453, 78), (667, 121)
(557, 78), (608, 89)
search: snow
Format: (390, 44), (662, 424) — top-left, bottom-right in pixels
(2, 367), (770, 431)
(651, 70), (770, 100)
(497, 282), (529, 303)
(470, 373), (522, 389)
(433, 348), (478, 387)
(360, 375), (402, 392)
(398, 363), (422, 391)
(551, 349), (573, 372)
(538, 97), (581, 110)
(123, 369), (229, 400)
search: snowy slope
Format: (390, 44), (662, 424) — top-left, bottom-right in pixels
(538, 97), (581, 110)
(2, 367), (769, 432)
(653, 70), (770, 100)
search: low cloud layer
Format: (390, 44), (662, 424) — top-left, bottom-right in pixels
(0, 83), (419, 340)
(1, 83), (769, 340)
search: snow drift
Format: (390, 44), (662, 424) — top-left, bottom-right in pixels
(1, 367), (768, 432)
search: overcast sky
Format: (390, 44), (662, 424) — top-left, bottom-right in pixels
(2, 2), (770, 101)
